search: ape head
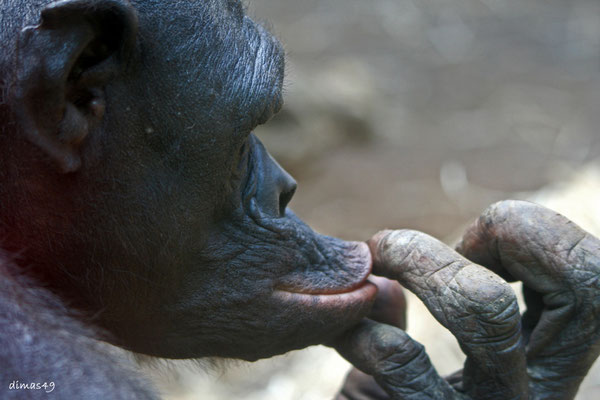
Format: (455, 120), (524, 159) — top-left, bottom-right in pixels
(0, 0), (376, 361)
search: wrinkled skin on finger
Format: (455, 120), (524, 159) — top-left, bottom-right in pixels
(333, 200), (600, 400)
(457, 200), (600, 399)
(366, 276), (407, 331)
(371, 229), (527, 399)
(336, 276), (407, 400)
(334, 228), (527, 400)
(335, 320), (459, 400)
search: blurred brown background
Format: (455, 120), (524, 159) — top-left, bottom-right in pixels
(147, 0), (600, 398)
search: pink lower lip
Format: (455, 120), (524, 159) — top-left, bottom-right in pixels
(273, 281), (378, 308)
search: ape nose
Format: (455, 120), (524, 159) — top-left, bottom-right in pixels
(251, 135), (297, 217)
(275, 158), (297, 216)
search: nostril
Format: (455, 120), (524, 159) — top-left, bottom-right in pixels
(278, 184), (297, 217)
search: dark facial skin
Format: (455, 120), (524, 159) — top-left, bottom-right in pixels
(1, 0), (375, 361)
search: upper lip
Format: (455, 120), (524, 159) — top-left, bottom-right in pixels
(282, 269), (372, 296)
(275, 243), (374, 296)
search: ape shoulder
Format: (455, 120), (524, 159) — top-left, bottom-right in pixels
(0, 254), (158, 399)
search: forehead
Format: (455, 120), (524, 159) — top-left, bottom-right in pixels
(134, 0), (256, 58)
(129, 0), (285, 134)
(134, 0), (245, 26)
(135, 0), (283, 85)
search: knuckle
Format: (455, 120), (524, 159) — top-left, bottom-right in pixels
(473, 297), (521, 344)
(453, 266), (520, 336)
(365, 325), (427, 375)
(477, 284), (519, 329)
(375, 337), (427, 375)
(370, 325), (413, 357)
(455, 264), (516, 310)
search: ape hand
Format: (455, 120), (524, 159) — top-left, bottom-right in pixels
(333, 200), (600, 400)
(335, 276), (408, 400)
(457, 200), (600, 399)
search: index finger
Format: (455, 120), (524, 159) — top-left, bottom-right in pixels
(369, 230), (528, 400)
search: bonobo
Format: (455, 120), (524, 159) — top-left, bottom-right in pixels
(0, 1), (598, 400)
(0, 0), (375, 396)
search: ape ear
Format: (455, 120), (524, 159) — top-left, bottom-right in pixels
(10, 0), (138, 173)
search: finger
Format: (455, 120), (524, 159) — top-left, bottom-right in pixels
(336, 368), (390, 400)
(456, 200), (600, 398)
(369, 230), (527, 400)
(368, 276), (407, 330)
(456, 200), (600, 302)
(333, 319), (458, 399)
(337, 277), (406, 399)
